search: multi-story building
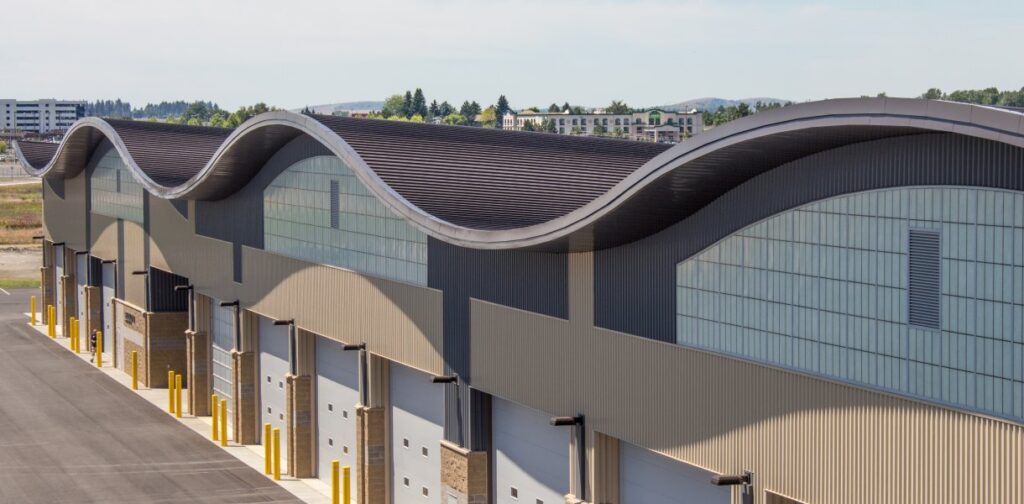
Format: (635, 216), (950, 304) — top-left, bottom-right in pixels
(17, 97), (1024, 504)
(502, 108), (702, 142)
(1, 99), (85, 134)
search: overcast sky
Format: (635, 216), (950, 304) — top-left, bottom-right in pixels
(5, 0), (1022, 110)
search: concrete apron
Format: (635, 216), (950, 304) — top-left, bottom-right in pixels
(24, 314), (332, 504)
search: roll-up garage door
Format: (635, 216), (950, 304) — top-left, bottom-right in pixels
(54, 244), (64, 330)
(620, 441), (729, 504)
(211, 300), (235, 420)
(390, 363), (443, 503)
(259, 316), (289, 443)
(493, 397), (569, 504)
(315, 336), (359, 495)
(75, 254), (88, 343)
(100, 261), (115, 359)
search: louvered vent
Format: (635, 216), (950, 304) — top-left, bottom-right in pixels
(908, 229), (941, 329)
(115, 169), (122, 193)
(329, 180), (340, 229)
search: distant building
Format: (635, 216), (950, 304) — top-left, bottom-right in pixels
(1, 99), (85, 134)
(502, 108), (703, 142)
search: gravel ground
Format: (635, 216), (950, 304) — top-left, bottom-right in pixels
(0, 246), (41, 280)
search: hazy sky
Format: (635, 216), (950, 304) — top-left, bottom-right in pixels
(6, 0), (1022, 110)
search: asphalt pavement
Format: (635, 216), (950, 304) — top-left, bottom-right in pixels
(0, 288), (300, 503)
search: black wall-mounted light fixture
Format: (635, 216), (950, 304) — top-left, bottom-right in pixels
(711, 470), (753, 504)
(32, 235), (45, 240)
(131, 270), (148, 275)
(341, 342), (366, 351)
(430, 375), (458, 384)
(75, 251), (89, 255)
(219, 300), (239, 307)
(550, 414), (587, 500)
(173, 284), (193, 292)
(549, 415), (583, 426)
(273, 319), (293, 326)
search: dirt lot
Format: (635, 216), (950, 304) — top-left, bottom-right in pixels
(0, 180), (42, 287)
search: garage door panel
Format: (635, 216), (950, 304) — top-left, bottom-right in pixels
(493, 398), (568, 504)
(55, 246), (64, 327)
(620, 442), (729, 504)
(390, 363), (443, 503)
(101, 262), (115, 354)
(316, 336), (359, 494)
(211, 301), (235, 417)
(75, 254), (88, 342)
(259, 316), (289, 442)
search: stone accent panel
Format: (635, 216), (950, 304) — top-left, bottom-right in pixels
(84, 286), (101, 349)
(60, 274), (75, 336)
(186, 330), (210, 416)
(356, 406), (386, 504)
(441, 440), (489, 504)
(287, 373), (314, 478)
(232, 350), (257, 444)
(146, 310), (188, 388)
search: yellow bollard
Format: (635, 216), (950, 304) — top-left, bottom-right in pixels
(211, 394), (219, 441)
(70, 318), (78, 352)
(175, 374), (182, 418)
(263, 423), (272, 474)
(48, 305), (54, 338)
(131, 351), (138, 390)
(219, 399), (228, 447)
(342, 465), (350, 504)
(331, 460), (339, 504)
(272, 428), (281, 481)
(168, 371), (176, 414)
(30, 296), (36, 326)
(95, 330), (103, 367)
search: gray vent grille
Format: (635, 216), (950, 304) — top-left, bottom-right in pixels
(115, 169), (122, 193)
(329, 180), (340, 229)
(908, 229), (941, 329)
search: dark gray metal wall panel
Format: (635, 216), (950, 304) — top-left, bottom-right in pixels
(594, 133), (1024, 342)
(196, 134), (331, 250)
(427, 238), (568, 448)
(148, 267), (189, 312)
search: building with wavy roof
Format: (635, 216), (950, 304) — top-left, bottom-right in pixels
(18, 97), (1024, 504)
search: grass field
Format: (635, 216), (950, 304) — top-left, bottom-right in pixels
(0, 182), (42, 245)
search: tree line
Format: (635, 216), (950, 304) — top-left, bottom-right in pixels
(920, 87), (1024, 107)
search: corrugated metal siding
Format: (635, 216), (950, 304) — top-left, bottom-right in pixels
(148, 267), (189, 312)
(241, 246), (444, 376)
(595, 133), (1024, 342)
(427, 238), (568, 448)
(470, 298), (1024, 504)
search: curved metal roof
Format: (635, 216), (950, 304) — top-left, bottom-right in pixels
(16, 98), (1024, 251)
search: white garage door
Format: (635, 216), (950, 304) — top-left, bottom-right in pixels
(620, 442), (729, 504)
(315, 336), (359, 496)
(211, 300), (235, 420)
(54, 245), (64, 330)
(100, 261), (115, 358)
(390, 363), (443, 503)
(259, 316), (289, 443)
(493, 398), (569, 504)
(75, 254), (88, 343)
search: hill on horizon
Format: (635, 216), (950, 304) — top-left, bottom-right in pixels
(292, 101), (385, 114)
(657, 97), (790, 112)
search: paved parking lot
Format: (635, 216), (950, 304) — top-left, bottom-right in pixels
(0, 289), (300, 503)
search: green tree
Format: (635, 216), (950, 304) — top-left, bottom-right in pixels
(382, 94), (405, 118)
(561, 102), (571, 112)
(429, 100), (440, 118)
(412, 89), (427, 118)
(402, 91), (414, 118)
(478, 106), (498, 128)
(438, 101), (455, 117)
(521, 121), (536, 132)
(0, 140), (7, 154)
(548, 103), (561, 112)
(606, 100), (630, 114)
(209, 111), (228, 128)
(495, 95), (510, 128)
(442, 113), (468, 125)
(541, 118), (557, 133)
(459, 101), (481, 120)
(592, 124), (607, 136)
(922, 88), (943, 100)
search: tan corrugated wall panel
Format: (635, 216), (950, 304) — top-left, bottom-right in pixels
(470, 298), (1023, 504)
(89, 214), (118, 261)
(241, 247), (443, 375)
(42, 174), (88, 250)
(122, 220), (146, 307)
